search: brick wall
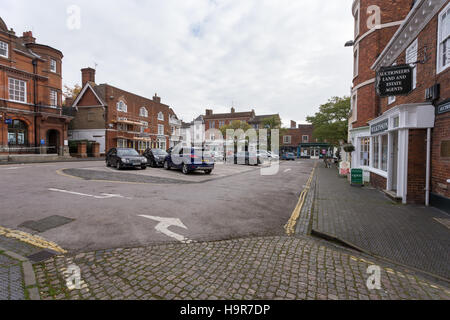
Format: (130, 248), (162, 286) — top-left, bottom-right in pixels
(370, 172), (387, 191)
(407, 129), (427, 204)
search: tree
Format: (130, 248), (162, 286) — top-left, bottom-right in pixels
(306, 96), (351, 146)
(260, 116), (287, 151)
(219, 120), (252, 138)
(63, 84), (82, 99)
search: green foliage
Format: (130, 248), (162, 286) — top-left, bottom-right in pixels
(219, 120), (253, 138)
(306, 96), (351, 146)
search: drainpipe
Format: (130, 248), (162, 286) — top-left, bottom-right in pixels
(32, 59), (38, 152)
(425, 128), (431, 206)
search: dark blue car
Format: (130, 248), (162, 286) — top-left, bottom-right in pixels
(281, 152), (296, 161)
(163, 146), (214, 175)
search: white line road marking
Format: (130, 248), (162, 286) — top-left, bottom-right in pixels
(284, 169), (292, 173)
(139, 215), (193, 243)
(48, 188), (132, 200)
(0, 167), (20, 170)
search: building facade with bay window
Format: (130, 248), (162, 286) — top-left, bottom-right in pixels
(348, 0), (450, 212)
(0, 17), (72, 156)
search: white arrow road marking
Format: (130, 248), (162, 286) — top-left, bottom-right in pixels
(48, 188), (132, 199)
(139, 215), (193, 243)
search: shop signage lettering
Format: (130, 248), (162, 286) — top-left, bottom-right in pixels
(351, 168), (363, 186)
(436, 101), (450, 115)
(5, 119), (12, 125)
(370, 119), (389, 134)
(376, 64), (413, 97)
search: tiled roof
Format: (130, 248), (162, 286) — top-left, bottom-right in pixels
(203, 111), (254, 120)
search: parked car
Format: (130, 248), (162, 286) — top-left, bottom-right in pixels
(257, 150), (279, 161)
(281, 152), (296, 161)
(268, 151), (280, 160)
(143, 148), (168, 167)
(164, 146), (214, 175)
(106, 148), (147, 170)
(234, 151), (261, 166)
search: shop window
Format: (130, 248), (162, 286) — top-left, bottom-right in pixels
(373, 136), (380, 169)
(8, 120), (28, 145)
(381, 135), (388, 171)
(117, 139), (127, 148)
(359, 137), (370, 166)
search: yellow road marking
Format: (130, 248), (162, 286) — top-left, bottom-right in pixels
(284, 162), (317, 236)
(0, 226), (67, 254)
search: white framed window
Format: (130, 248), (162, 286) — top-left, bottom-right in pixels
(302, 135), (309, 143)
(0, 41), (8, 58)
(158, 112), (164, 121)
(219, 120), (225, 127)
(50, 59), (57, 73)
(140, 107), (148, 117)
(437, 2), (450, 74)
(50, 89), (58, 107)
(117, 139), (127, 148)
(117, 101), (127, 112)
(373, 136), (380, 169)
(158, 124), (164, 135)
(283, 136), (291, 144)
(406, 39), (418, 90)
(8, 78), (27, 103)
(353, 45), (359, 78)
(209, 121), (215, 128)
(359, 137), (370, 167)
(354, 2), (360, 38)
(351, 93), (358, 122)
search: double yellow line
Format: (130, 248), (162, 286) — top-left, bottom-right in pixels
(0, 226), (67, 254)
(284, 163), (316, 236)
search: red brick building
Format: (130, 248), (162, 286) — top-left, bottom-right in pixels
(348, 0), (450, 211)
(203, 108), (256, 131)
(0, 17), (72, 156)
(69, 68), (176, 154)
(281, 121), (315, 157)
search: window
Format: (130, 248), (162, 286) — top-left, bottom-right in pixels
(117, 139), (127, 148)
(158, 124), (164, 135)
(373, 136), (380, 169)
(8, 78), (27, 103)
(50, 59), (57, 73)
(140, 107), (148, 117)
(351, 93), (357, 122)
(7, 120), (28, 146)
(50, 90), (58, 107)
(359, 137), (370, 167)
(158, 112), (164, 121)
(381, 135), (388, 171)
(219, 121), (225, 128)
(437, 2), (450, 73)
(354, 5), (360, 38)
(353, 46), (359, 78)
(209, 121), (215, 129)
(0, 40), (8, 58)
(406, 39), (418, 90)
(283, 136), (291, 144)
(117, 101), (127, 112)
(302, 135), (309, 143)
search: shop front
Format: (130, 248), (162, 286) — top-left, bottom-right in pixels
(364, 103), (435, 204)
(299, 143), (332, 159)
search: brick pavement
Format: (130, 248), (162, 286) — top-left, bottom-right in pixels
(311, 164), (450, 280)
(0, 251), (25, 300)
(33, 236), (449, 300)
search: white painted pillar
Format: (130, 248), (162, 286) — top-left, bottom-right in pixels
(387, 132), (393, 191)
(425, 128), (431, 206)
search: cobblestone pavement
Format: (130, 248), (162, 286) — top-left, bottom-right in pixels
(311, 164), (450, 280)
(0, 251), (25, 300)
(33, 236), (450, 300)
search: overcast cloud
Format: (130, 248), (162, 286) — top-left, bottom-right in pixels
(2, 0), (354, 125)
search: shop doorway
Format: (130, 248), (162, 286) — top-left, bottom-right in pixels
(46, 130), (59, 154)
(391, 131), (399, 191)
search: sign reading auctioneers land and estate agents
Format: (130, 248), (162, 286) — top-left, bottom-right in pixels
(376, 64), (413, 97)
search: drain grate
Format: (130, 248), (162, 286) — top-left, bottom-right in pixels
(27, 250), (58, 263)
(19, 215), (75, 233)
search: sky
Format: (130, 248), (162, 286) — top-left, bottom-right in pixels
(1, 0), (354, 126)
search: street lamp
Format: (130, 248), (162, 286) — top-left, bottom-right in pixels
(344, 40), (354, 47)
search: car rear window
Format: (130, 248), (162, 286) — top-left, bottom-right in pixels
(118, 149), (139, 157)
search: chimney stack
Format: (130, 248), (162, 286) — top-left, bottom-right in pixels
(231, 107), (235, 113)
(21, 31), (35, 44)
(205, 109), (213, 116)
(290, 120), (297, 129)
(81, 68), (96, 86)
(153, 93), (161, 103)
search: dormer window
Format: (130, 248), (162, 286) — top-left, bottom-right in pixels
(140, 107), (148, 117)
(0, 41), (8, 58)
(158, 112), (164, 121)
(117, 101), (127, 112)
(50, 59), (57, 73)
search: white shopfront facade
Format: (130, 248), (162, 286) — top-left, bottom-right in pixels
(352, 103), (435, 204)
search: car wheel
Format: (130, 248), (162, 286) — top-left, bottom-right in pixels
(164, 161), (170, 170)
(106, 160), (111, 167)
(182, 164), (189, 175)
(116, 162), (121, 170)
(141, 165), (147, 170)
(205, 170), (212, 175)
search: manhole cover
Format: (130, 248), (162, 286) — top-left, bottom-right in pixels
(27, 250), (58, 263)
(19, 215), (75, 233)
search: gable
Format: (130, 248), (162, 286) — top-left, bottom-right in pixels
(73, 83), (105, 108)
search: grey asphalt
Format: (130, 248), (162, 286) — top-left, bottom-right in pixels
(311, 163), (450, 280)
(0, 160), (314, 253)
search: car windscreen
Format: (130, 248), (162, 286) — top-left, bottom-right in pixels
(152, 149), (167, 156)
(117, 149), (140, 157)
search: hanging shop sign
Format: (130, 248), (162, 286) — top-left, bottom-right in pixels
(436, 101), (450, 115)
(370, 119), (389, 135)
(376, 64), (413, 97)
